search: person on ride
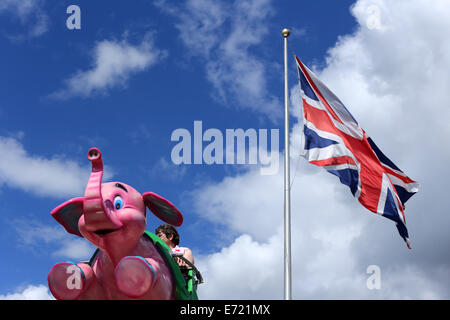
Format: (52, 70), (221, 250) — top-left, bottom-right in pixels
(155, 224), (194, 268)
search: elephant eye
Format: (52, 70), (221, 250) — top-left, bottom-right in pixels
(114, 196), (123, 210)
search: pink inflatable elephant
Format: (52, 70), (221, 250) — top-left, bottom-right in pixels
(47, 148), (184, 300)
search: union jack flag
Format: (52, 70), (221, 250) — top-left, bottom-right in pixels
(295, 56), (419, 248)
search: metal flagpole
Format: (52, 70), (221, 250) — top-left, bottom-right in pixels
(282, 28), (292, 300)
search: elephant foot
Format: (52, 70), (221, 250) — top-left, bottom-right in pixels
(114, 256), (156, 298)
(48, 262), (86, 300)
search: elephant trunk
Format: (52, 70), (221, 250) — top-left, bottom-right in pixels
(83, 148), (122, 232)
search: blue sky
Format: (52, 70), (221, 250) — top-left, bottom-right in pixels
(0, 0), (449, 299)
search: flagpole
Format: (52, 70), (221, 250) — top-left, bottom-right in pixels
(282, 27), (292, 300)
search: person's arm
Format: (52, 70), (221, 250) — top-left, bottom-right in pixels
(175, 247), (195, 267)
(183, 248), (194, 265)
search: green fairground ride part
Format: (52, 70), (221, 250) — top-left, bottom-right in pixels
(143, 231), (198, 300)
(177, 256), (203, 293)
(187, 269), (195, 293)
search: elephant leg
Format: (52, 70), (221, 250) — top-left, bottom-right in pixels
(114, 256), (158, 298)
(48, 262), (97, 300)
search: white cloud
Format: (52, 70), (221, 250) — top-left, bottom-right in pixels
(52, 238), (94, 260)
(194, 161), (449, 299)
(196, 234), (283, 299)
(0, 284), (54, 300)
(0, 0), (49, 40)
(156, 0), (281, 121)
(318, 0), (450, 150)
(0, 136), (93, 199)
(196, 229), (448, 299)
(13, 219), (95, 260)
(189, 0), (450, 299)
(51, 35), (166, 99)
(192, 165), (284, 243)
(193, 161), (372, 299)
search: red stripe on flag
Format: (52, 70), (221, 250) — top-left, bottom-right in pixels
(303, 99), (341, 136)
(296, 56), (343, 125)
(383, 165), (416, 184)
(310, 156), (356, 167)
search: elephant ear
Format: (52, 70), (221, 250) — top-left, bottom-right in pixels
(51, 197), (84, 237)
(142, 192), (183, 226)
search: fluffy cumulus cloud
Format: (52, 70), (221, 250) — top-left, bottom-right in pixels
(192, 0), (450, 299)
(0, 0), (49, 40)
(0, 136), (96, 199)
(51, 35), (166, 99)
(0, 284), (53, 300)
(156, 0), (281, 121)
